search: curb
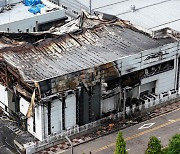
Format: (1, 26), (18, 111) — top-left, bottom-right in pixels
(60, 104), (180, 153)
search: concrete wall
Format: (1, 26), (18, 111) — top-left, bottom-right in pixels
(42, 105), (48, 139)
(99, 42), (179, 115)
(51, 99), (62, 135)
(19, 95), (77, 140)
(20, 97), (29, 116)
(140, 81), (156, 94)
(52, 0), (89, 18)
(132, 86), (139, 98)
(65, 94), (76, 129)
(115, 42), (178, 75)
(20, 96), (44, 141)
(26, 105), (43, 141)
(0, 84), (8, 113)
(141, 68), (176, 94)
(101, 94), (119, 113)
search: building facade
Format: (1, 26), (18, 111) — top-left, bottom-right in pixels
(0, 14), (179, 141)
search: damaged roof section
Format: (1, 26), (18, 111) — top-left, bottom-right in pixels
(0, 15), (176, 82)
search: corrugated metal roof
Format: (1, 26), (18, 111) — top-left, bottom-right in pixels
(77, 0), (180, 32)
(0, 18), (175, 82)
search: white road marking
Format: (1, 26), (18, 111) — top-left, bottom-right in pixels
(168, 119), (175, 122)
(126, 149), (131, 151)
(0, 145), (5, 149)
(138, 123), (155, 130)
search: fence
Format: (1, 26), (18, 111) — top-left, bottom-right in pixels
(25, 90), (178, 153)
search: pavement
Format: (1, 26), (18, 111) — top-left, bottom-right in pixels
(63, 106), (180, 154)
(0, 101), (179, 154)
(39, 101), (180, 154)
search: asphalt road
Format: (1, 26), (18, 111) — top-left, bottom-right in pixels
(63, 108), (180, 154)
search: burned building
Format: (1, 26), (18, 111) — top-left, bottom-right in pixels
(0, 13), (179, 141)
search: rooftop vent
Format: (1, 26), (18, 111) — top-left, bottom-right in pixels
(130, 5), (136, 12)
(0, 7), (3, 13)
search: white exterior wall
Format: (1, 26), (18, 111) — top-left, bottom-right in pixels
(156, 69), (176, 94)
(0, 84), (8, 112)
(20, 97), (29, 116)
(115, 42), (178, 75)
(65, 94), (76, 129)
(115, 42), (178, 96)
(0, 9), (65, 32)
(35, 105), (43, 140)
(132, 86), (139, 98)
(42, 105), (48, 138)
(140, 81), (156, 93)
(20, 96), (44, 141)
(141, 68), (176, 94)
(27, 105), (43, 141)
(101, 96), (116, 113)
(101, 94), (119, 113)
(51, 99), (62, 134)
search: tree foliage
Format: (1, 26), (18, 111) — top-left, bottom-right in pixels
(161, 147), (168, 154)
(167, 133), (180, 154)
(114, 131), (127, 154)
(145, 136), (162, 154)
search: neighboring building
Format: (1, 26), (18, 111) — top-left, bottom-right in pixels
(0, 13), (179, 141)
(0, 0), (66, 32)
(76, 0), (180, 34)
(49, 0), (89, 18)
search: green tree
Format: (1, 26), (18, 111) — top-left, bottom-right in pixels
(114, 131), (127, 154)
(167, 133), (180, 154)
(161, 147), (168, 154)
(145, 136), (162, 154)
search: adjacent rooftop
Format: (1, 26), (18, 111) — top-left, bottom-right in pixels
(0, 0), (61, 25)
(77, 0), (180, 32)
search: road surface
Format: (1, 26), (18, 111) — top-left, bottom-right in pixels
(62, 108), (180, 154)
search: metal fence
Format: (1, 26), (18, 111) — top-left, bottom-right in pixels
(25, 91), (178, 153)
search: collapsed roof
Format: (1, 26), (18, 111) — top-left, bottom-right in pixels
(0, 13), (175, 84)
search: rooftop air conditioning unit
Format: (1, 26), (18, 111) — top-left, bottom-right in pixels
(130, 5), (136, 12)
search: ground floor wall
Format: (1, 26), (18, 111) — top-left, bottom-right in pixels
(100, 66), (176, 114)
(0, 84), (8, 114)
(79, 85), (101, 125)
(141, 68), (176, 95)
(0, 55), (179, 141)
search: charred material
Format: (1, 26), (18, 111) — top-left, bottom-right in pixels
(0, 12), (178, 141)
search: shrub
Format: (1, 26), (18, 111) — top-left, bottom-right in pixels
(167, 133), (180, 154)
(145, 136), (162, 154)
(114, 131), (127, 154)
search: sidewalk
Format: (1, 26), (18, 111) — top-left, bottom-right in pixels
(38, 101), (180, 154)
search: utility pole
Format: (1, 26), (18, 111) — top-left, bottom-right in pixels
(89, 0), (92, 14)
(123, 88), (126, 119)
